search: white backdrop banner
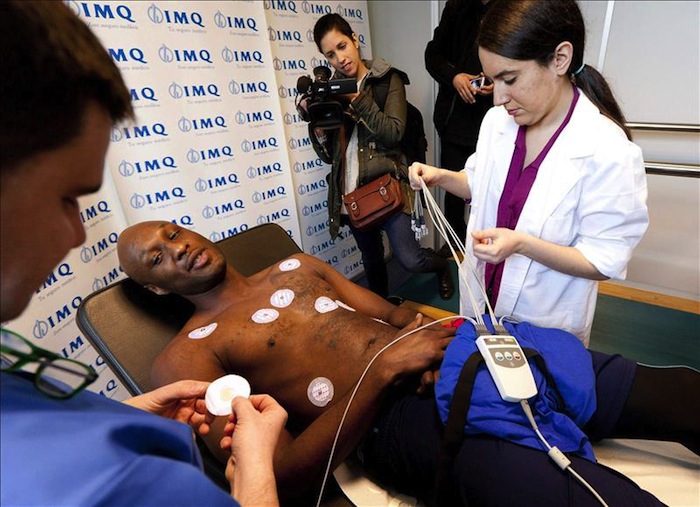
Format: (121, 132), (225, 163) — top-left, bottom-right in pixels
(6, 0), (370, 401)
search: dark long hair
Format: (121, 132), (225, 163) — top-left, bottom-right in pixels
(313, 13), (354, 53)
(478, 0), (631, 139)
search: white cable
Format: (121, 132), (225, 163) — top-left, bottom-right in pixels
(419, 178), (501, 328)
(315, 315), (468, 507)
(520, 400), (610, 507)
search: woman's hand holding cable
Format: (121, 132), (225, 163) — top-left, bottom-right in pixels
(409, 162), (471, 200)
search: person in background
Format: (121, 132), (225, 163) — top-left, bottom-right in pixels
(425, 0), (494, 256)
(0, 3), (285, 506)
(308, 13), (455, 301)
(411, 0), (649, 345)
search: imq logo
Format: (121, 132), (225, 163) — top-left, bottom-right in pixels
(201, 200), (246, 219)
(277, 85), (300, 99)
(178, 115), (228, 133)
(36, 263), (75, 294)
(336, 4), (364, 20)
(309, 237), (336, 256)
(158, 44), (213, 64)
(213, 12), (259, 31)
(235, 109), (274, 125)
(111, 123), (168, 142)
(251, 186), (287, 204)
(92, 265), (125, 292)
(294, 157), (325, 173)
(194, 173), (241, 192)
(209, 224), (250, 242)
(283, 111), (305, 125)
(130, 187), (187, 209)
(246, 162), (283, 179)
(301, 200), (328, 217)
(221, 47), (264, 65)
(341, 244), (359, 258)
(109, 47), (147, 64)
(68, 2), (136, 22)
(310, 57), (331, 70)
(241, 137), (279, 153)
(228, 79), (270, 96)
(302, 2), (333, 15)
(297, 178), (327, 196)
(80, 232), (119, 263)
(288, 136), (312, 150)
(59, 335), (87, 360)
(32, 295), (83, 338)
(171, 215), (194, 227)
(344, 259), (364, 276)
(186, 145), (234, 164)
(264, 1), (299, 14)
(118, 156), (177, 177)
(80, 200), (112, 224)
(129, 86), (159, 103)
(257, 207), (291, 224)
(306, 219), (329, 237)
(273, 57), (307, 72)
(268, 26), (302, 43)
(147, 4), (205, 27)
(168, 82), (220, 99)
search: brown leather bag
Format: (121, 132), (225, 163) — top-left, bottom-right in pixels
(343, 172), (405, 230)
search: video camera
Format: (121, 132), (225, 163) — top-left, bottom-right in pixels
(296, 65), (357, 130)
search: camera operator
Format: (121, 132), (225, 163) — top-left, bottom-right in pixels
(306, 13), (455, 301)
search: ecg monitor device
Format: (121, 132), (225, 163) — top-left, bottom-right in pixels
(476, 335), (537, 402)
(205, 374), (251, 416)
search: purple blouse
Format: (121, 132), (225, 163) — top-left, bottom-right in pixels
(485, 86), (580, 307)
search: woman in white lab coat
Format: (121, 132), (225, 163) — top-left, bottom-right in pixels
(411, 0), (649, 344)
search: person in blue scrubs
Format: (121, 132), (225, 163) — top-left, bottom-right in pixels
(0, 3), (286, 506)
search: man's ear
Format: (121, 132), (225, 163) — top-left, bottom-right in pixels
(144, 284), (170, 296)
(552, 41), (574, 76)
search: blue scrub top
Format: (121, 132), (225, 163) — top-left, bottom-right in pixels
(1, 372), (239, 507)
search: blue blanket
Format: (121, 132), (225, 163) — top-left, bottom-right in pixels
(435, 317), (597, 461)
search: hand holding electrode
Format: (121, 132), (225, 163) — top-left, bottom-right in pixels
(219, 393), (287, 506)
(123, 380), (215, 436)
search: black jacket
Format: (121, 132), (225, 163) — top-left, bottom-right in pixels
(425, 0), (493, 147)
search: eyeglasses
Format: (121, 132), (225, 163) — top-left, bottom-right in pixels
(1, 328), (98, 399)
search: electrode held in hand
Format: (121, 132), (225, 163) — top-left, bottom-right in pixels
(205, 374), (251, 416)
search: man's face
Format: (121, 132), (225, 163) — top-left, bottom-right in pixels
(0, 103), (111, 322)
(117, 221), (228, 297)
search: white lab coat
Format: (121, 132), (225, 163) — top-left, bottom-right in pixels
(460, 91), (649, 345)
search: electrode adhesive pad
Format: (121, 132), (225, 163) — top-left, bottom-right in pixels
(205, 374), (252, 416)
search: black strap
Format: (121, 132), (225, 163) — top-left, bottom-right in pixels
(433, 351), (483, 506)
(433, 345), (564, 506)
